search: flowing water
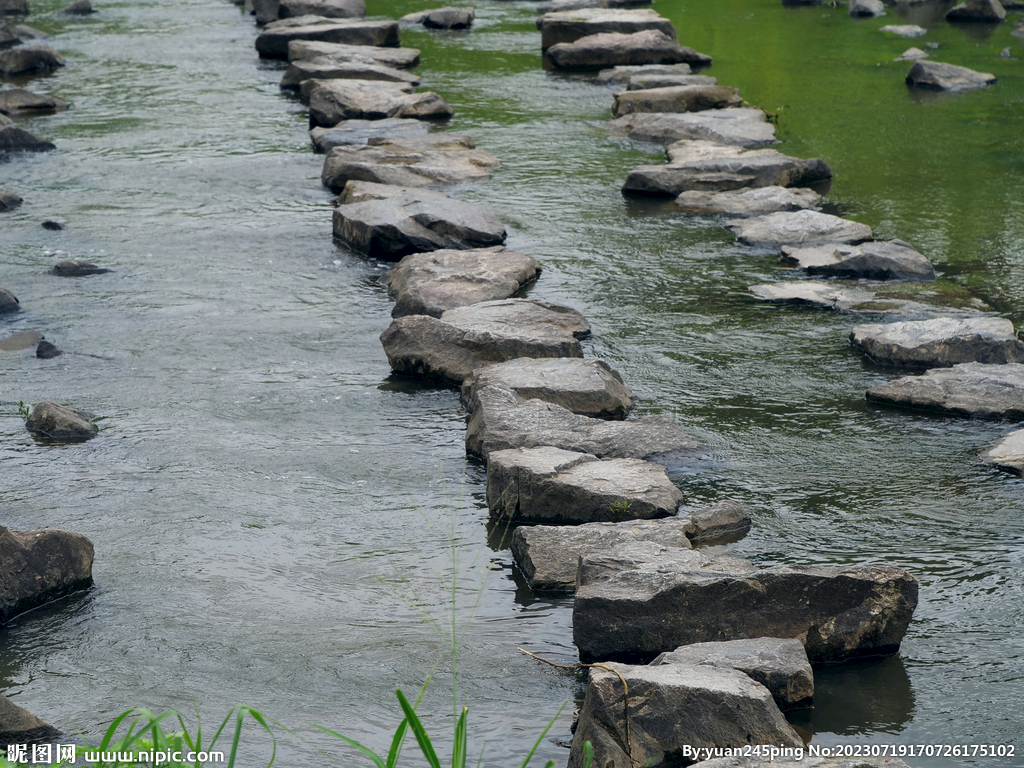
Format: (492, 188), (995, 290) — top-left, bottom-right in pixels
(1, 0), (1023, 764)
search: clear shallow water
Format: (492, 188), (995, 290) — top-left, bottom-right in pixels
(1, 0), (1023, 765)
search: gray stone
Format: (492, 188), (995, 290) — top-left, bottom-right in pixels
(0, 286), (19, 313)
(906, 60), (996, 91)
(538, 0), (651, 12)
(0, 88), (69, 114)
(337, 179), (448, 204)
(981, 428), (1024, 475)
(652, 638), (813, 711)
(881, 24), (927, 36)
(946, 0), (1005, 22)
(13, 25), (51, 40)
(0, 46), (66, 76)
(310, 118), (428, 153)
(0, 25), (18, 49)
(0, 330), (43, 352)
(255, 18), (400, 59)
(685, 499), (752, 545)
(51, 260), (111, 276)
(461, 357), (633, 419)
(850, 316), (1024, 368)
(465, 385), (705, 468)
(573, 542), (919, 664)
(281, 57), (420, 90)
(726, 211), (872, 249)
(545, 30), (711, 70)
(320, 142), (498, 191)
(380, 299), (588, 384)
(280, 0), (364, 19)
(692, 757), (912, 768)
(866, 362), (1024, 419)
(675, 186), (820, 216)
(402, 7), (474, 29)
(0, 694), (61, 746)
(596, 62), (691, 84)
(252, 0), (280, 24)
(895, 46), (928, 61)
(306, 79), (453, 127)
(25, 401), (99, 441)
(0, 188), (21, 210)
(0, 125), (55, 152)
(487, 447), (683, 525)
(781, 239), (934, 281)
(612, 84), (742, 116)
(624, 74), (718, 90)
(749, 281), (980, 317)
(607, 108), (776, 147)
(288, 39), (420, 68)
(333, 190), (505, 259)
(568, 662), (802, 768)
(0, 525), (95, 624)
(849, 0), (884, 16)
(386, 246), (540, 318)
(537, 8), (677, 50)
(0, 0), (27, 14)
(60, 0), (94, 11)
(36, 339), (61, 359)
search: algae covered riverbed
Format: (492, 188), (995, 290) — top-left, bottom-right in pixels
(1, 0), (1022, 765)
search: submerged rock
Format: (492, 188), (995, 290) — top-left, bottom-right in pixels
(597, 62), (692, 84)
(781, 239), (934, 281)
(51, 260), (111, 276)
(675, 186), (820, 216)
(0, 125), (56, 153)
(0, 694), (61, 747)
(36, 339), (61, 358)
(306, 79), (453, 126)
(881, 24), (927, 37)
(25, 402), (99, 441)
(0, 0), (28, 14)
(982, 428), (1024, 475)
(945, 0), (1005, 22)
(850, 316), (1024, 367)
(0, 189), (22, 210)
(0, 88), (70, 114)
(545, 30), (710, 70)
(288, 40), (420, 68)
(537, 8), (677, 50)
(401, 7), (474, 29)
(0, 46), (66, 76)
(895, 46), (928, 61)
(255, 18), (400, 59)
(320, 141), (498, 190)
(749, 281), (978, 317)
(906, 60), (996, 91)
(611, 84), (742, 116)
(866, 362), (1024, 419)
(279, 0), (365, 19)
(726, 210), (872, 249)
(0, 525), (95, 625)
(281, 57), (421, 90)
(607, 108), (776, 147)
(310, 118), (428, 152)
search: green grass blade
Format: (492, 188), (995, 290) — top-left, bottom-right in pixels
(517, 700), (566, 768)
(452, 707), (469, 768)
(311, 724), (387, 768)
(386, 675), (429, 768)
(395, 689), (441, 768)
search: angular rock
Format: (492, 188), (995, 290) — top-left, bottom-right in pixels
(387, 246), (540, 318)
(487, 446), (683, 525)
(51, 259), (111, 276)
(895, 46), (928, 61)
(0, 124), (55, 152)
(333, 190), (505, 259)
(573, 542), (919, 664)
(0, 285), (19, 313)
(288, 40), (420, 68)
(675, 186), (820, 216)
(462, 357), (632, 419)
(537, 8), (676, 50)
(781, 239), (934, 281)
(685, 500), (752, 545)
(850, 316), (1024, 368)
(0, 525), (95, 624)
(906, 60), (996, 91)
(281, 57), (420, 90)
(307, 79), (453, 127)
(726, 210), (871, 249)
(36, 339), (61, 358)
(0, 188), (21, 210)
(568, 662), (802, 768)
(25, 401), (99, 441)
(465, 385), (705, 468)
(310, 118), (428, 152)
(538, 0), (652, 11)
(866, 362), (1024, 418)
(0, 694), (61, 746)
(545, 29), (710, 70)
(946, 0), (1005, 22)
(280, 0), (365, 19)
(255, 18), (400, 59)
(608, 108), (776, 147)
(981, 428), (1024, 475)
(849, 0), (884, 15)
(596, 62), (691, 84)
(881, 24), (927, 36)
(624, 74), (718, 90)
(612, 84), (742, 116)
(320, 142), (498, 191)
(0, 87), (70, 114)
(402, 7), (474, 29)
(338, 179), (447, 204)
(0, 46), (66, 77)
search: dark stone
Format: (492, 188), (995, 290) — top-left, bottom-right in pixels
(0, 694), (62, 747)
(255, 19), (400, 59)
(50, 259), (110, 276)
(402, 7), (474, 29)
(866, 362), (1024, 419)
(306, 79), (453, 127)
(35, 339), (61, 358)
(781, 239), (935, 281)
(0, 0), (28, 15)
(279, 0), (365, 19)
(0, 285), (19, 313)
(850, 316), (1024, 368)
(945, 0), (1005, 22)
(0, 88), (70, 114)
(0, 188), (22, 209)
(41, 220), (63, 230)
(252, 0), (281, 25)
(24, 401), (99, 441)
(545, 30), (711, 70)
(309, 118), (428, 153)
(906, 60), (996, 91)
(0, 125), (55, 152)
(0, 525), (94, 625)
(59, 0), (95, 13)
(0, 45), (66, 76)
(607, 108), (776, 147)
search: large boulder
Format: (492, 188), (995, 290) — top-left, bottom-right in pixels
(573, 542), (919, 664)
(320, 142), (497, 190)
(612, 84), (742, 116)
(288, 40), (420, 68)
(537, 8), (677, 50)
(310, 118), (428, 152)
(0, 526), (95, 624)
(675, 186), (820, 216)
(333, 190), (505, 259)
(945, 0), (1005, 22)
(25, 401), (99, 441)
(607, 108), (776, 147)
(380, 299), (588, 384)
(0, 46), (65, 76)
(568, 662), (802, 768)
(850, 316), (1024, 367)
(281, 57), (420, 90)
(781, 239), (934, 281)
(279, 0), (365, 19)
(545, 30), (710, 70)
(0, 124), (55, 152)
(865, 362), (1024, 418)
(487, 447), (683, 525)
(0, 88), (69, 114)
(906, 60), (996, 91)
(0, 695), (61, 746)
(387, 246), (540, 318)
(255, 18), (400, 59)
(725, 211), (871, 249)
(307, 79), (452, 127)
(402, 7), (474, 29)
(981, 428), (1024, 475)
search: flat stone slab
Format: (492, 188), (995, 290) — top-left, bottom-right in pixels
(307, 79), (453, 127)
(321, 142), (498, 190)
(255, 18), (400, 59)
(338, 180), (448, 204)
(288, 40), (420, 68)
(537, 8), (676, 50)
(1, 525), (94, 625)
(652, 637), (813, 710)
(568, 662), (802, 768)
(511, 500), (750, 591)
(333, 190), (505, 259)
(866, 362), (1024, 419)
(573, 542), (919, 664)
(386, 246), (540, 318)
(380, 300), (588, 384)
(612, 84), (742, 116)
(851, 317), (1024, 368)
(401, 7), (474, 29)
(881, 24), (927, 37)
(538, 0), (652, 12)
(0, 330), (42, 352)
(726, 211), (872, 249)
(462, 357), (633, 419)
(280, 0), (365, 19)
(906, 60), (996, 92)
(545, 29), (710, 70)
(309, 118), (429, 153)
(982, 428), (1024, 475)
(749, 281), (981, 317)
(781, 239), (934, 281)
(487, 447), (683, 525)
(465, 385), (705, 469)
(281, 58), (420, 90)
(623, 74), (718, 90)
(675, 186), (820, 216)
(597, 63), (691, 84)
(607, 108), (776, 147)
(0, 88), (69, 114)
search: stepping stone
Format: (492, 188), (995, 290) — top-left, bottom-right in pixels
(510, 500), (750, 591)
(487, 447), (683, 525)
(537, 8), (677, 50)
(0, 525), (94, 626)
(611, 84), (742, 116)
(51, 260), (111, 276)
(0, 125), (55, 152)
(781, 239), (935, 281)
(569, 661), (801, 768)
(573, 542), (919, 664)
(288, 40), (421, 68)
(25, 402), (98, 441)
(596, 62), (692, 84)
(0, 694), (61, 747)
(60, 0), (95, 12)
(851, 317), (1024, 368)
(401, 7), (474, 29)
(866, 362), (1024, 418)
(749, 281), (980, 317)
(333, 189), (505, 259)
(849, 0), (884, 15)
(651, 637), (814, 710)
(255, 18), (400, 59)
(726, 210), (871, 249)
(386, 245), (540, 318)
(0, 46), (66, 77)
(309, 117), (428, 152)
(0, 0), (27, 13)
(946, 0), (1005, 22)
(320, 141), (498, 191)
(538, 0), (651, 12)
(906, 60), (996, 91)
(338, 179), (447, 203)
(280, 0), (365, 19)
(545, 30), (711, 70)
(881, 24), (927, 37)
(281, 58), (420, 90)
(462, 357), (633, 419)
(675, 186), (820, 216)
(0, 88), (69, 114)
(306, 79), (453, 127)
(622, 73), (718, 90)
(608, 108), (776, 147)
(895, 46), (928, 61)
(464, 384), (705, 469)
(982, 428), (1024, 475)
